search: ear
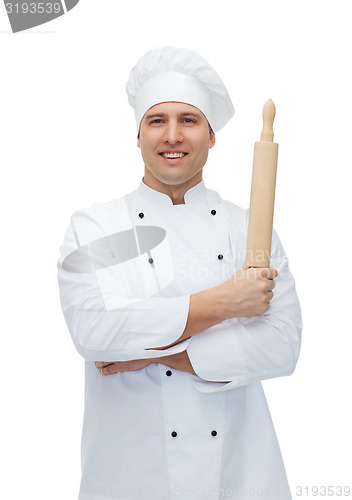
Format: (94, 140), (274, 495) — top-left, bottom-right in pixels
(137, 134), (141, 148)
(209, 129), (216, 149)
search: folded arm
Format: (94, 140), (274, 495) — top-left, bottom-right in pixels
(95, 265), (280, 377)
(58, 216), (192, 362)
(96, 243), (301, 390)
(95, 350), (196, 376)
(59, 210), (301, 388)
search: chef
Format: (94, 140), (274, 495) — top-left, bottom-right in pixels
(57, 46), (302, 500)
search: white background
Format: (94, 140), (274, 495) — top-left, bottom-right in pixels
(1, 0), (351, 498)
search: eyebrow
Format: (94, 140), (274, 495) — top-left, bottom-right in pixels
(145, 113), (167, 120)
(179, 112), (202, 117)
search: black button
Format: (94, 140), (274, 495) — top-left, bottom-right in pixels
(211, 430), (217, 436)
(139, 212), (144, 219)
(171, 431), (177, 437)
(218, 254), (223, 260)
(166, 370), (172, 376)
(148, 258), (154, 264)
(211, 209), (216, 216)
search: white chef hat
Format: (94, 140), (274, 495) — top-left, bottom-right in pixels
(126, 46), (234, 133)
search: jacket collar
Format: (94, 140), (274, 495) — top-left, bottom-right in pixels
(138, 178), (208, 207)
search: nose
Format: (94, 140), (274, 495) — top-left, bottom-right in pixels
(163, 121), (183, 145)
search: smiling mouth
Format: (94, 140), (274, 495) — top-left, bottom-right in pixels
(160, 152), (187, 159)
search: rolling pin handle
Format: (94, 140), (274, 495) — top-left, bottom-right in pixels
(260, 99), (276, 143)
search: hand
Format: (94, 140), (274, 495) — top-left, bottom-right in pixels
(95, 351), (195, 376)
(215, 267), (278, 319)
(95, 358), (152, 376)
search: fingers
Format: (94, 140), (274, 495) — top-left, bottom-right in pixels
(237, 266), (278, 279)
(95, 359), (151, 376)
(266, 278), (276, 291)
(259, 270), (276, 304)
(95, 361), (112, 369)
(258, 268), (278, 298)
(100, 364), (119, 376)
(258, 267), (278, 280)
(234, 267), (278, 282)
(95, 361), (116, 376)
(95, 361), (121, 376)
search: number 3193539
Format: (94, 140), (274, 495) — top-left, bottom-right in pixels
(5, 2), (62, 14)
(296, 486), (350, 497)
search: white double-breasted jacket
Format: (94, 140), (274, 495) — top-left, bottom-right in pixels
(58, 180), (302, 500)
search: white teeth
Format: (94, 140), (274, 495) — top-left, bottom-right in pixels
(161, 152), (185, 158)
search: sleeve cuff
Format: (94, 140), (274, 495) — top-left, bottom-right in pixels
(186, 321), (248, 392)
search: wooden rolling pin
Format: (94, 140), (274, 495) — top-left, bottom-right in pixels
(245, 99), (279, 268)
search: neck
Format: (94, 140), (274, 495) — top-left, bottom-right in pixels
(143, 170), (203, 205)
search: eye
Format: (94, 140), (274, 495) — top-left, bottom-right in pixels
(182, 118), (196, 124)
(149, 119), (164, 125)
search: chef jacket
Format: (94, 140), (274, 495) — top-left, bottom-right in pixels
(57, 179), (302, 500)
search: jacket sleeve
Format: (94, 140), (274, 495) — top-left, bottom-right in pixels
(186, 229), (302, 393)
(57, 213), (191, 362)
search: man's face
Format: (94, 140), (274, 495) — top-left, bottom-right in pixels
(137, 102), (215, 191)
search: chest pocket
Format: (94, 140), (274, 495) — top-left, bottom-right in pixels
(95, 226), (174, 310)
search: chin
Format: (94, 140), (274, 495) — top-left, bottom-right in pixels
(160, 174), (194, 186)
